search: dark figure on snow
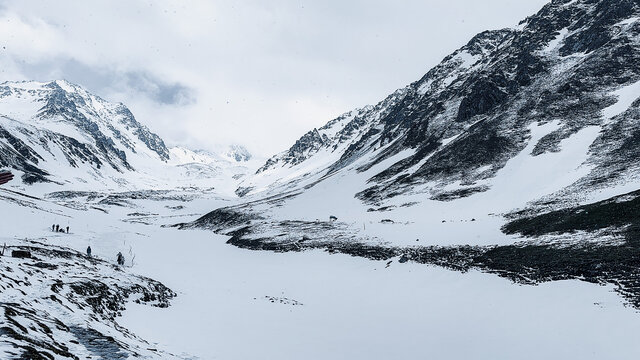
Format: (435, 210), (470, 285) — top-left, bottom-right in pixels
(52, 224), (55, 232)
(117, 252), (125, 266)
(66, 226), (69, 233)
(87, 246), (92, 257)
(0, 170), (13, 185)
(55, 224), (59, 232)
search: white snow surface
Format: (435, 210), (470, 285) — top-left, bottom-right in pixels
(602, 79), (640, 120)
(541, 28), (569, 53)
(241, 121), (603, 247)
(1, 187), (640, 359)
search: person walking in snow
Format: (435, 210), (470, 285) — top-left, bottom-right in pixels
(0, 170), (13, 185)
(55, 224), (59, 232)
(86, 246), (92, 257)
(66, 226), (69, 233)
(117, 252), (125, 266)
(52, 224), (55, 232)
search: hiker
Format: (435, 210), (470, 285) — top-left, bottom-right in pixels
(66, 226), (69, 233)
(117, 252), (125, 266)
(55, 224), (59, 232)
(52, 224), (55, 232)
(0, 170), (13, 185)
(86, 246), (92, 257)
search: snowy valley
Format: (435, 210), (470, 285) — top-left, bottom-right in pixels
(3, 0), (640, 359)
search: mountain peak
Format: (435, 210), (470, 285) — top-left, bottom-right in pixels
(226, 144), (252, 162)
(241, 0), (640, 205)
(0, 79), (170, 184)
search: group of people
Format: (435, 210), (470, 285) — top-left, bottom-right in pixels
(6, 168), (127, 267)
(85, 246), (126, 266)
(52, 224), (69, 233)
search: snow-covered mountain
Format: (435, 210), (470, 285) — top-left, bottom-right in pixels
(0, 80), (168, 184)
(5, 1), (640, 358)
(166, 145), (261, 194)
(187, 0), (640, 307)
(0, 80), (257, 194)
(169, 144), (253, 166)
(241, 0), (640, 209)
(235, 0), (640, 213)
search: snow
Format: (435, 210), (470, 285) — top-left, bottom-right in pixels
(247, 120), (602, 248)
(417, 79), (433, 95)
(602, 80), (640, 120)
(541, 28), (569, 53)
(122, 231), (640, 360)
(429, 51), (481, 92)
(615, 17), (639, 26)
(0, 80), (261, 196)
(54, 79), (76, 92)
(472, 121), (599, 211)
(318, 110), (358, 138)
(580, 173), (640, 205)
(3, 4), (640, 356)
(2, 189), (640, 359)
(442, 73), (459, 87)
(268, 148), (417, 222)
(169, 145), (259, 168)
(240, 127), (362, 196)
(374, 122), (599, 246)
(455, 51), (481, 68)
(441, 134), (459, 146)
(0, 99), (635, 358)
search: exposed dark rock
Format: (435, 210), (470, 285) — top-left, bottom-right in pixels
(430, 186), (490, 202)
(456, 77), (508, 122)
(0, 240), (176, 359)
(11, 250), (31, 259)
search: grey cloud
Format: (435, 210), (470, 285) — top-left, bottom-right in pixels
(18, 58), (195, 106)
(123, 71), (196, 106)
(2, 0), (550, 156)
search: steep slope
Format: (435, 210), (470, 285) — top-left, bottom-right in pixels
(0, 80), (169, 186)
(241, 0), (640, 211)
(183, 0), (640, 305)
(0, 80), (257, 195)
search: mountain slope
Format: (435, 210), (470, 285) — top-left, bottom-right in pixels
(183, 0), (640, 305)
(240, 0), (640, 211)
(0, 80), (257, 194)
(0, 80), (169, 185)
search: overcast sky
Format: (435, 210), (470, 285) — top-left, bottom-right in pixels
(0, 0), (549, 157)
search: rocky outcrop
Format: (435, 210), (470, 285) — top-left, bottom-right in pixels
(0, 239), (178, 359)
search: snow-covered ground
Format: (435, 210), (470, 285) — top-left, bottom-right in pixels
(231, 121), (606, 248)
(2, 187), (640, 359)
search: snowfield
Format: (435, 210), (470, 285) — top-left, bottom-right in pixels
(4, 0), (640, 358)
(121, 229), (640, 360)
(2, 187), (640, 359)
